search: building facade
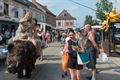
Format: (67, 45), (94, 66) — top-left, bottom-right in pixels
(0, 0), (55, 33)
(56, 10), (76, 30)
(0, 0), (29, 33)
(32, 0), (56, 32)
(28, 1), (46, 32)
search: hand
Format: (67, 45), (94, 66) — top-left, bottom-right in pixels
(78, 48), (84, 53)
(72, 46), (78, 51)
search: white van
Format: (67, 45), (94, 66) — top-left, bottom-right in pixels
(113, 23), (120, 44)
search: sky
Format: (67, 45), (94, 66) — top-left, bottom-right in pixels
(31, 0), (118, 28)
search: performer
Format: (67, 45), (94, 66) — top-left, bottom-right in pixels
(8, 12), (33, 43)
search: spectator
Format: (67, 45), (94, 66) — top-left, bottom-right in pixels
(0, 33), (3, 45)
(4, 29), (10, 44)
(84, 24), (99, 80)
(10, 29), (15, 37)
(45, 31), (51, 46)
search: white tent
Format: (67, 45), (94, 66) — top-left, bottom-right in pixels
(92, 25), (102, 29)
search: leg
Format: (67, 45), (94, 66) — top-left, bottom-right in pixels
(69, 68), (76, 80)
(39, 50), (43, 61)
(76, 70), (81, 80)
(91, 69), (96, 80)
(17, 64), (24, 78)
(89, 51), (97, 80)
(25, 64), (33, 78)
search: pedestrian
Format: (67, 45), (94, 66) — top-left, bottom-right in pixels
(65, 29), (83, 80)
(45, 31), (51, 46)
(0, 33), (3, 45)
(36, 26), (45, 61)
(31, 19), (43, 61)
(10, 29), (15, 37)
(61, 32), (67, 44)
(84, 24), (99, 80)
(4, 29), (10, 44)
(51, 30), (55, 42)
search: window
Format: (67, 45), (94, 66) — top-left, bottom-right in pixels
(64, 14), (66, 17)
(14, 11), (18, 18)
(42, 16), (44, 22)
(63, 13), (66, 17)
(58, 22), (61, 26)
(23, 10), (26, 15)
(35, 13), (39, 21)
(70, 22), (73, 26)
(4, 3), (9, 16)
(66, 22), (69, 26)
(39, 15), (41, 21)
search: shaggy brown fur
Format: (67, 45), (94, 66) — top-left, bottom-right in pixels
(7, 40), (37, 78)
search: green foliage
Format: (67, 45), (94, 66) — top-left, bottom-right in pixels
(92, 19), (100, 25)
(84, 15), (99, 26)
(96, 0), (113, 21)
(84, 15), (93, 25)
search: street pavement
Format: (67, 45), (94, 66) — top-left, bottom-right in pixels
(0, 42), (120, 80)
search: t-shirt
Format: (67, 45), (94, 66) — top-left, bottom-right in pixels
(65, 37), (70, 44)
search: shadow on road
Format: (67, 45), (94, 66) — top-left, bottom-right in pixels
(44, 55), (61, 61)
(96, 73), (120, 80)
(110, 52), (120, 57)
(31, 63), (62, 80)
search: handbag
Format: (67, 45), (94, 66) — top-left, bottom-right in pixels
(77, 49), (90, 65)
(61, 51), (69, 72)
(100, 52), (108, 62)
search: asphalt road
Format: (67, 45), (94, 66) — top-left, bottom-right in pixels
(0, 42), (120, 80)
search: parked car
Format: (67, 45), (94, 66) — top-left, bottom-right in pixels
(0, 47), (8, 60)
(113, 23), (120, 44)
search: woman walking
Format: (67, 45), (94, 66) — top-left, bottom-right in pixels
(45, 31), (51, 46)
(65, 30), (83, 80)
(37, 27), (45, 61)
(32, 19), (43, 61)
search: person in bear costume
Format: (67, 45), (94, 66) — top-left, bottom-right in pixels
(7, 12), (39, 79)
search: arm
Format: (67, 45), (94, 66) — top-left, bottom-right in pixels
(63, 42), (69, 53)
(42, 32), (45, 41)
(89, 32), (99, 49)
(80, 40), (85, 52)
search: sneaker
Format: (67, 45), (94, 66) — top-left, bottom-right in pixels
(91, 76), (96, 80)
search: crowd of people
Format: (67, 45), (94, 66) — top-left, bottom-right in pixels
(2, 11), (102, 80)
(0, 29), (15, 45)
(61, 24), (100, 80)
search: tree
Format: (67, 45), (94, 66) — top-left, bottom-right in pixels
(92, 19), (100, 25)
(84, 15), (93, 25)
(96, 0), (113, 22)
(84, 15), (99, 26)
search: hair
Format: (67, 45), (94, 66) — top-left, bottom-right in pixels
(68, 29), (75, 34)
(84, 24), (92, 29)
(33, 18), (37, 26)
